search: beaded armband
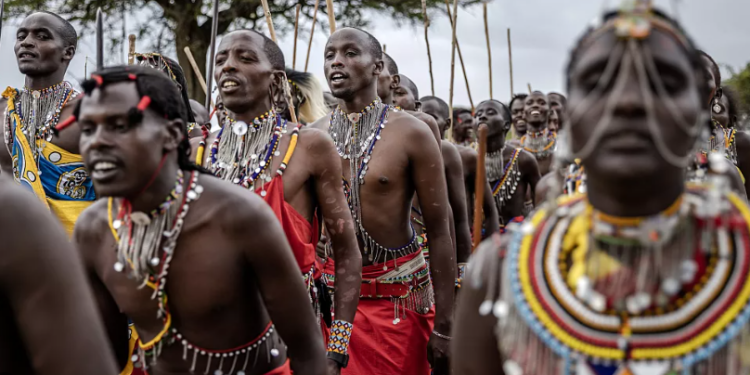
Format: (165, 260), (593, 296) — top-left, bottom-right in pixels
(327, 320), (354, 355)
(456, 262), (467, 288)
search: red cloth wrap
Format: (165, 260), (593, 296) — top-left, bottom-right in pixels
(258, 177), (320, 276)
(264, 359), (292, 375)
(342, 251), (435, 375)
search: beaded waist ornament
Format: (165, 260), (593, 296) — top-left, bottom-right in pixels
(330, 99), (420, 268)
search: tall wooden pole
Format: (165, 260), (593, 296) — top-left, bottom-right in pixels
(527, 83), (532, 94)
(507, 28), (515, 98)
(128, 34), (136, 65)
(472, 124), (488, 250)
(447, 0), (459, 142)
(260, 0), (299, 125)
(205, 0), (220, 110)
(483, 3), (493, 99)
(305, 0), (321, 72)
(421, 0), (435, 96)
(326, 0), (336, 34)
(444, 0), (474, 111)
(184, 47), (213, 107)
(293, 4), (301, 69)
(0, 0), (5, 50)
(96, 8), (103, 70)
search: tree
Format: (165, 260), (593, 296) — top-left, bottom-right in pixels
(6, 0), (479, 103)
(725, 62), (750, 128)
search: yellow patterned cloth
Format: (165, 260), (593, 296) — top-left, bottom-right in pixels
(3, 87), (95, 236)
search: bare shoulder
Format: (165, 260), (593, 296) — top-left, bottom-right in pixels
(299, 126), (335, 149)
(441, 141), (462, 167)
(73, 198), (112, 260)
(389, 110), (431, 136)
(517, 148), (539, 170)
(309, 113), (332, 132)
(408, 111), (441, 141)
(196, 174), (278, 233)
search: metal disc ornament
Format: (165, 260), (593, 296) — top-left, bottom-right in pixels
(233, 121), (249, 136)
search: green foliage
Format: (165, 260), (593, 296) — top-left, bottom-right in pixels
(724, 63), (750, 126)
(5, 0), (479, 102)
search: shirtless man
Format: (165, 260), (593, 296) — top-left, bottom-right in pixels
(197, 29), (361, 374)
(520, 91), (556, 176)
(421, 95), (500, 237)
(0, 176), (118, 375)
(509, 93), (528, 140)
(0, 11), (94, 236)
(312, 28), (454, 375)
(393, 73), (473, 283)
(474, 99), (540, 226)
(548, 92), (567, 131)
(72, 65), (326, 375)
(453, 107), (475, 147)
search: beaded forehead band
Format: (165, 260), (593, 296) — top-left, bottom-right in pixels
(135, 53), (178, 83)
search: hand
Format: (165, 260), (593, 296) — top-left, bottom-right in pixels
(427, 332), (451, 375)
(327, 358), (341, 375)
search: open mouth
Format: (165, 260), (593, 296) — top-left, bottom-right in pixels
(17, 51), (37, 60)
(91, 161), (119, 181)
(220, 77), (241, 93)
(530, 110), (541, 116)
(330, 72), (348, 85)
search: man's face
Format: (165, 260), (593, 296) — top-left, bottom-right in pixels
(548, 110), (560, 132)
(215, 31), (277, 115)
(548, 93), (566, 129)
(78, 82), (182, 197)
(455, 111), (474, 139)
(324, 29), (383, 101)
(510, 98), (527, 135)
(190, 99), (210, 126)
(15, 13), (74, 77)
(421, 99), (448, 137)
(475, 101), (510, 141)
(393, 83), (417, 111)
(701, 55), (717, 100)
(568, 30), (704, 180)
(377, 65), (393, 101)
(524, 92), (550, 127)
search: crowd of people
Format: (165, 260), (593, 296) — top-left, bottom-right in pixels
(1, 2), (750, 375)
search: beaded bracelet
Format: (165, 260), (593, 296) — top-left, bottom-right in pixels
(327, 320), (354, 355)
(456, 263), (467, 288)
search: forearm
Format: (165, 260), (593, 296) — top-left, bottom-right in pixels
(289, 343), (327, 375)
(482, 182), (500, 236)
(330, 235), (362, 324)
(427, 231), (456, 333)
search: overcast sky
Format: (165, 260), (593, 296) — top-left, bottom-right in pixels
(1, 0), (748, 107)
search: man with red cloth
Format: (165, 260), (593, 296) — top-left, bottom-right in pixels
(197, 29), (362, 375)
(312, 28), (455, 375)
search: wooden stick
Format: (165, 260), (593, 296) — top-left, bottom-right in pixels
(305, 0), (321, 72)
(444, 0), (474, 112)
(447, 0), (459, 143)
(260, 0), (277, 42)
(183, 47), (212, 106)
(84, 56), (89, 77)
(260, 0), (299, 124)
(472, 124), (488, 251)
(507, 28), (514, 98)
(128, 34), (136, 65)
(483, 2), (492, 99)
(205, 0), (220, 110)
(527, 83), (532, 94)
(326, 0), (336, 34)
(382, 44), (387, 54)
(421, 0), (435, 96)
(96, 8), (103, 70)
(293, 4), (300, 69)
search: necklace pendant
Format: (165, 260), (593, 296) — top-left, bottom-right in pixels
(348, 113), (362, 123)
(32, 91), (41, 99)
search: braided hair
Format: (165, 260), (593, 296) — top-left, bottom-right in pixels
(135, 53), (197, 124)
(565, 9), (709, 104)
(59, 65), (206, 173)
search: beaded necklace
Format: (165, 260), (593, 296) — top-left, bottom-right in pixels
(12, 81), (78, 162)
(485, 146), (506, 182)
(490, 148), (521, 209)
(520, 128), (556, 160)
(330, 99), (419, 266)
(209, 110), (285, 194)
(480, 181), (750, 375)
(111, 169), (186, 286)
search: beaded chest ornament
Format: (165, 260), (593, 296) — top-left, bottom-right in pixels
(488, 148), (522, 209)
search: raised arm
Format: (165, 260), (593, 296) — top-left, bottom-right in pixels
(407, 120), (455, 375)
(239, 197), (326, 375)
(1, 186), (119, 375)
(452, 237), (505, 375)
(306, 128), (362, 372)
